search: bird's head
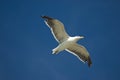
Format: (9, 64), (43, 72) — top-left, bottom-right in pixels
(74, 36), (84, 42)
(75, 36), (84, 39)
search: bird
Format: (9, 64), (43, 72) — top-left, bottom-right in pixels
(41, 16), (92, 67)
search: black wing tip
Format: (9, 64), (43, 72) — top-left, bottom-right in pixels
(41, 15), (53, 20)
(87, 56), (92, 67)
(41, 15), (47, 18)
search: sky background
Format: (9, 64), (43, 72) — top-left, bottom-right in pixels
(0, 0), (120, 80)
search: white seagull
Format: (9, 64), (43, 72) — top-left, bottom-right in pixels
(41, 16), (92, 67)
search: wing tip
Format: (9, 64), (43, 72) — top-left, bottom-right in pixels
(87, 56), (92, 67)
(41, 15), (53, 20)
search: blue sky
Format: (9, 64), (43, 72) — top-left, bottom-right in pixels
(0, 0), (120, 80)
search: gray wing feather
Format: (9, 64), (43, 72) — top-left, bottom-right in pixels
(66, 43), (92, 67)
(45, 19), (69, 43)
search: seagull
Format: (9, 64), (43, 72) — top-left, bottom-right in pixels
(41, 16), (92, 67)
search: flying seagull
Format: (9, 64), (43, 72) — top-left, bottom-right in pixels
(41, 16), (92, 67)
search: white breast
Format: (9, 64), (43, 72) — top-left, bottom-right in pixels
(55, 38), (75, 52)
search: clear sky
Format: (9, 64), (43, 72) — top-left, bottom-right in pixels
(0, 0), (120, 80)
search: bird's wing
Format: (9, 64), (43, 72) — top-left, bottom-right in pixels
(66, 43), (92, 67)
(42, 16), (69, 43)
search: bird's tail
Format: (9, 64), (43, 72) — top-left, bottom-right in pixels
(87, 56), (92, 67)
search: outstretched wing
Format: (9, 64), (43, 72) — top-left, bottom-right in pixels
(42, 16), (69, 43)
(66, 43), (92, 67)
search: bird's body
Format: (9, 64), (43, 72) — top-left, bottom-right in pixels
(41, 16), (92, 67)
(52, 36), (81, 54)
